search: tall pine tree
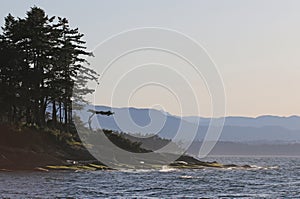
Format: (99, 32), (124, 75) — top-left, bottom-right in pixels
(0, 7), (98, 132)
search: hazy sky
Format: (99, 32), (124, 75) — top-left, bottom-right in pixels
(1, 0), (300, 117)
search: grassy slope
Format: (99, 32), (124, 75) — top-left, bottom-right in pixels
(0, 125), (94, 170)
(0, 125), (240, 171)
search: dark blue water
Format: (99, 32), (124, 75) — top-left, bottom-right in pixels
(1, 157), (300, 198)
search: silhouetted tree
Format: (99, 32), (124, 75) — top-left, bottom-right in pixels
(0, 7), (98, 132)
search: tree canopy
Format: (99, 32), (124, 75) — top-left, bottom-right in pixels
(0, 7), (98, 131)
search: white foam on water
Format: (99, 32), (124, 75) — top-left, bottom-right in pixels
(159, 165), (178, 172)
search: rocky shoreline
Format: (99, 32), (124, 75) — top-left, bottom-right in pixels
(0, 144), (253, 172)
(0, 125), (254, 172)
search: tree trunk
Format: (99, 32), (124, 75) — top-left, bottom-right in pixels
(39, 99), (47, 128)
(64, 103), (68, 125)
(59, 101), (62, 123)
(52, 100), (57, 127)
(68, 103), (72, 125)
(64, 102), (69, 132)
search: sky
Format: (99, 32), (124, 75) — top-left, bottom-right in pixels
(1, 0), (300, 117)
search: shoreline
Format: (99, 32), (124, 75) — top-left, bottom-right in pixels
(0, 125), (254, 172)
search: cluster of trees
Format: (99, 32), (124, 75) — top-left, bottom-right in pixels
(0, 7), (98, 131)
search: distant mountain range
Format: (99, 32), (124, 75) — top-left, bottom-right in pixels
(77, 105), (300, 143)
(183, 115), (300, 131)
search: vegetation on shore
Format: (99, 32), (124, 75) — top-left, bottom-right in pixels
(0, 124), (253, 171)
(0, 7), (99, 170)
(0, 6), (97, 132)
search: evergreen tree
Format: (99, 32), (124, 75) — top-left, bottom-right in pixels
(0, 7), (98, 132)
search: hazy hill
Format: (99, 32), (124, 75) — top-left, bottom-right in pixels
(81, 105), (300, 143)
(184, 115), (300, 131)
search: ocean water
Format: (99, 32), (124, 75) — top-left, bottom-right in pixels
(1, 157), (300, 198)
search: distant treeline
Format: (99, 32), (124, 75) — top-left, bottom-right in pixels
(0, 7), (98, 131)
